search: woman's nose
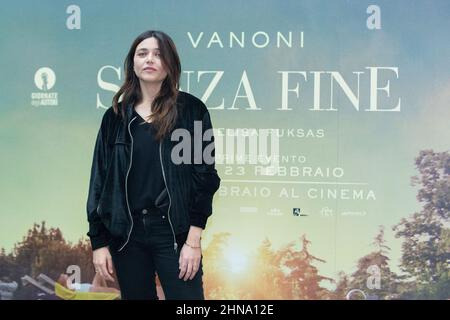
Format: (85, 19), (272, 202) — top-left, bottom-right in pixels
(146, 53), (155, 63)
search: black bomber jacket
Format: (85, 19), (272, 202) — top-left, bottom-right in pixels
(86, 91), (221, 252)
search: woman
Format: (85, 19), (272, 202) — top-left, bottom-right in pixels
(57, 273), (120, 294)
(86, 30), (221, 300)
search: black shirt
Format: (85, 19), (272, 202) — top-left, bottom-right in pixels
(127, 108), (166, 214)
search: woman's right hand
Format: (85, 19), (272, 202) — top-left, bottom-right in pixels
(93, 246), (115, 282)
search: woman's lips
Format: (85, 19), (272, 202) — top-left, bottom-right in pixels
(144, 67), (156, 72)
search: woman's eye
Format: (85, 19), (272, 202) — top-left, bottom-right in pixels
(138, 53), (146, 57)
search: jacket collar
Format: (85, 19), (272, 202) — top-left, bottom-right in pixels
(114, 102), (136, 145)
(125, 101), (135, 123)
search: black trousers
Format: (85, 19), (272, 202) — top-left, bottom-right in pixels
(110, 208), (204, 300)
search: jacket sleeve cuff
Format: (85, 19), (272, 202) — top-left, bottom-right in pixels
(88, 232), (110, 251)
(87, 222), (111, 250)
(189, 210), (208, 229)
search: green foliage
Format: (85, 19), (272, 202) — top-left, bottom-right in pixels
(393, 150), (450, 298)
(338, 226), (401, 299)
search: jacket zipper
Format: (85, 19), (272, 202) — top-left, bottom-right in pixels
(159, 141), (178, 253)
(117, 116), (137, 252)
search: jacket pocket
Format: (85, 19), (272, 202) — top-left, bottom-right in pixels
(155, 187), (170, 211)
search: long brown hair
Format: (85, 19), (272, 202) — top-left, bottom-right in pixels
(112, 30), (181, 141)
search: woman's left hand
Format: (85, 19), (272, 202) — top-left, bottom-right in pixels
(178, 242), (202, 281)
(179, 226), (203, 281)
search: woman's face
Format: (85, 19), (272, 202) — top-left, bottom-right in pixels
(133, 37), (168, 84)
